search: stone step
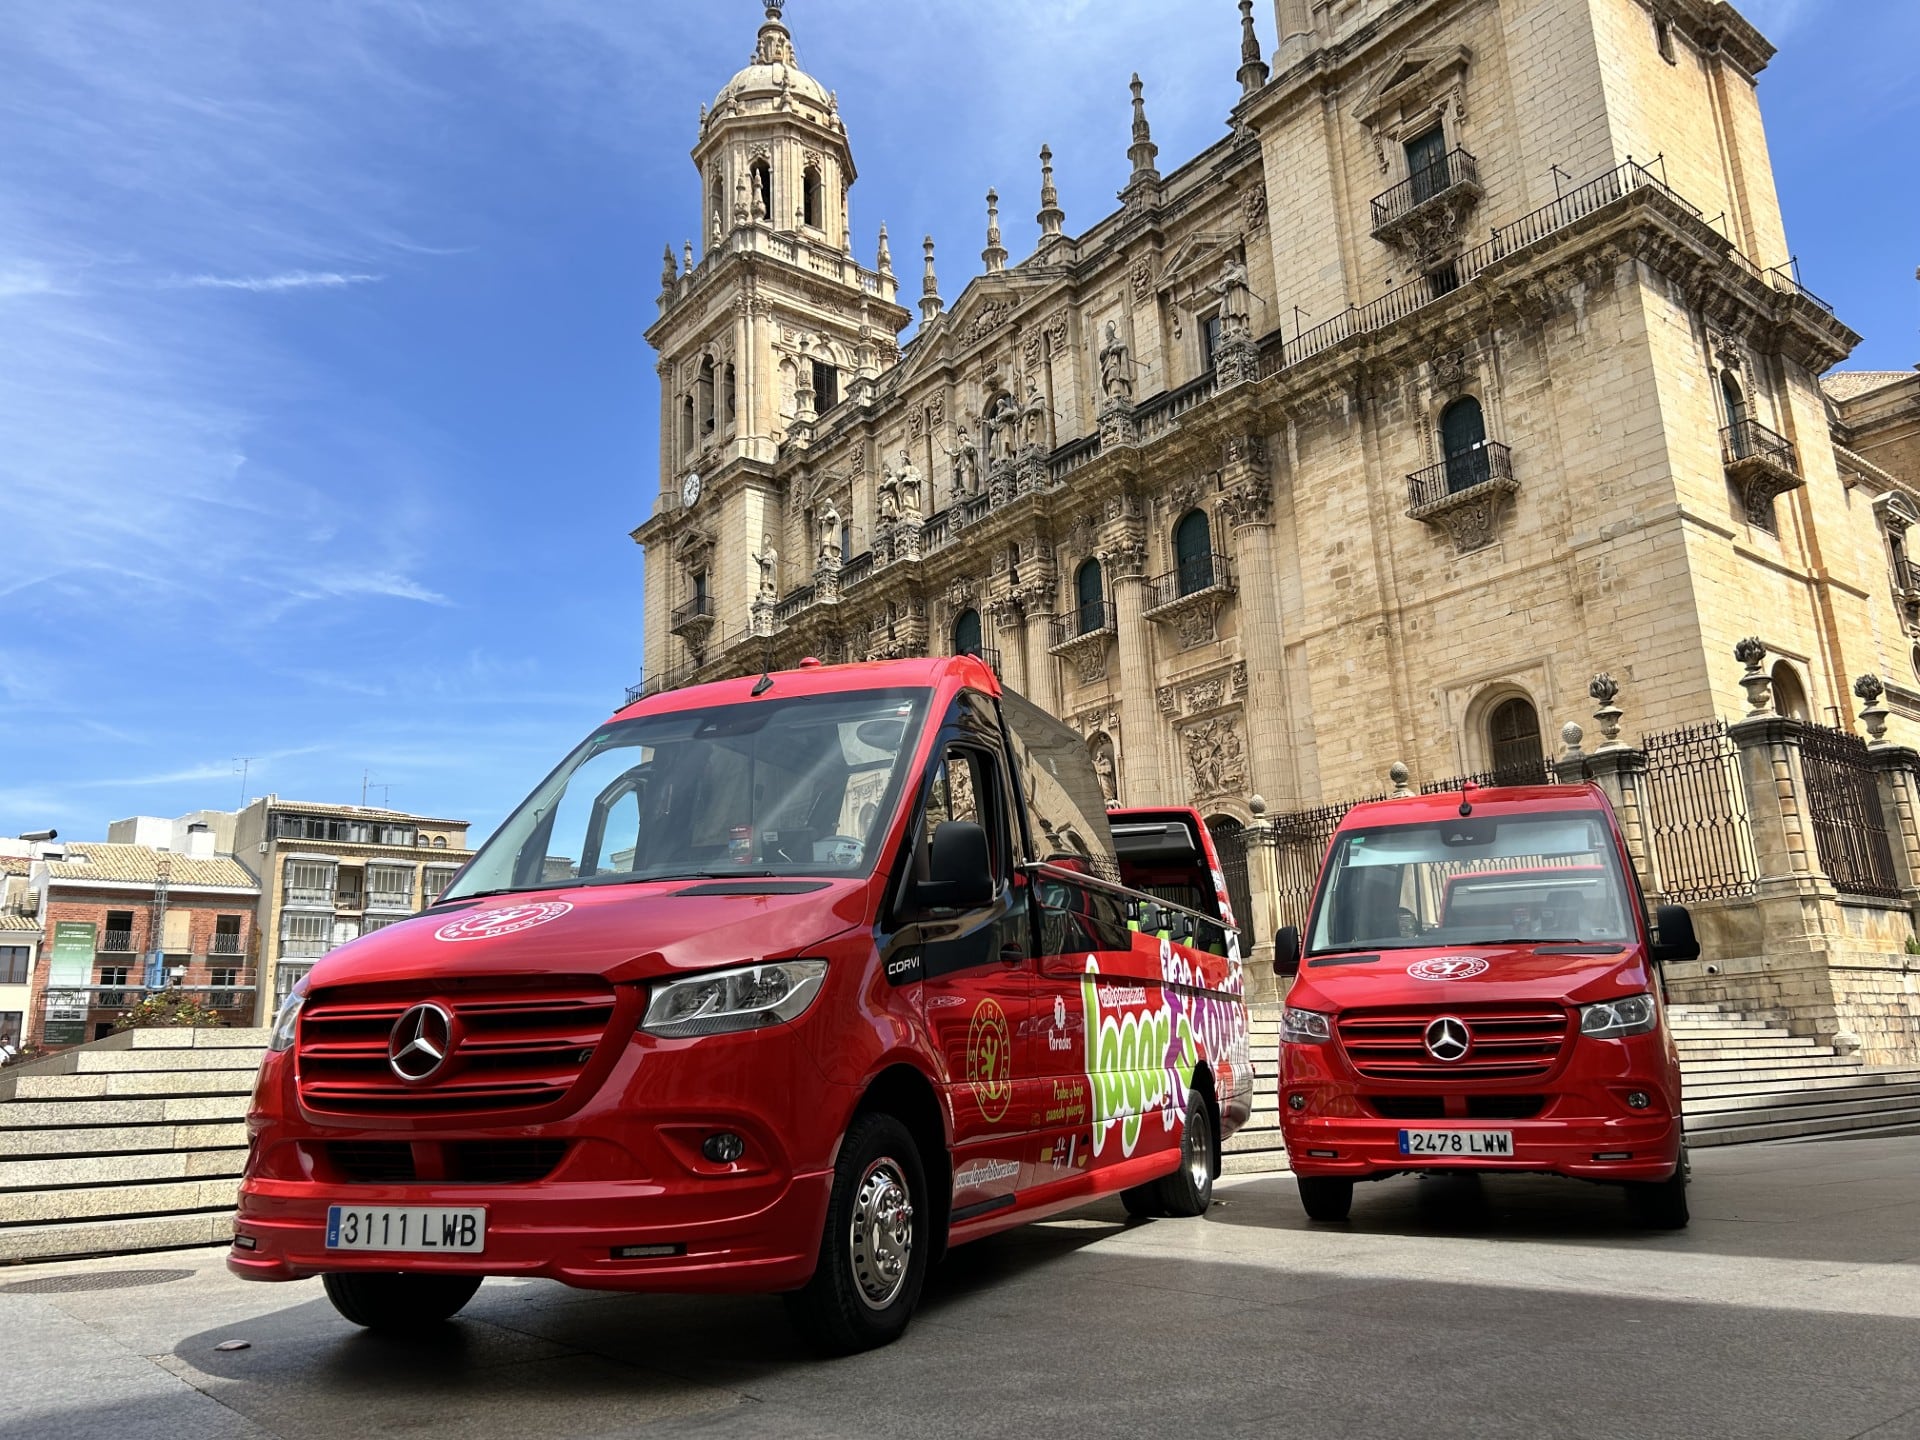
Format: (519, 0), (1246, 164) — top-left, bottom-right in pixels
(0, 1147), (248, 1192)
(0, 1175), (245, 1228)
(124, 1028), (270, 1049)
(1686, 1079), (1920, 1117)
(1686, 1089), (1920, 1136)
(1675, 1039), (1833, 1057)
(0, 1095), (241, 1129)
(1690, 1101), (1920, 1147)
(1683, 1069), (1920, 1100)
(1679, 1054), (1854, 1075)
(69, 1047), (264, 1075)
(3, 1069), (258, 1102)
(1776, 1117), (1920, 1144)
(0, 1121), (247, 1159)
(1221, 1141), (1287, 1176)
(0, 1209), (234, 1264)
(1670, 1024), (1792, 1040)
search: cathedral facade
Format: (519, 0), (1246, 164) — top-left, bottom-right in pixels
(633, 1), (1911, 850)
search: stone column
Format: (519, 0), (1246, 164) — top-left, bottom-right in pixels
(1022, 600), (1060, 715)
(1220, 433), (1293, 807)
(1856, 675), (1920, 915)
(1572, 674), (1661, 896)
(1242, 795), (1282, 1003)
(989, 594), (1029, 697)
(1106, 526), (1165, 803)
(1727, 714), (1829, 893)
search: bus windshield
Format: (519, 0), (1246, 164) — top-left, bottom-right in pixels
(1306, 810), (1635, 953)
(444, 688), (931, 900)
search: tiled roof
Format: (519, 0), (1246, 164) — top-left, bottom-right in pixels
(42, 844), (259, 891)
(1821, 371), (1912, 403)
(0, 856), (29, 875)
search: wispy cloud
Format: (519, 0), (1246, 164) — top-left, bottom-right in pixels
(169, 270), (384, 292)
(80, 745), (331, 790)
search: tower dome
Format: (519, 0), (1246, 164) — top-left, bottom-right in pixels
(710, 3), (835, 125)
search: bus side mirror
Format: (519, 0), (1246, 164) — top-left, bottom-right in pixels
(1651, 905), (1699, 964)
(1275, 926), (1301, 978)
(916, 821), (993, 910)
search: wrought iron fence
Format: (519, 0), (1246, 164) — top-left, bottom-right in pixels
(1720, 417), (1799, 474)
(1050, 600), (1116, 648)
(1146, 552), (1231, 609)
(1419, 758), (1556, 794)
(1797, 723), (1901, 900)
(1371, 147), (1481, 231)
(1205, 818), (1256, 937)
(1407, 442), (1514, 512)
(1641, 721), (1757, 904)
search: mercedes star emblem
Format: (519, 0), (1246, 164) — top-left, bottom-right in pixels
(388, 1002), (455, 1082)
(1424, 1015), (1471, 1063)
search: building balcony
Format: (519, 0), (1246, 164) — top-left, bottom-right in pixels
(1050, 601), (1117, 653)
(1143, 552), (1236, 618)
(1370, 148), (1483, 254)
(671, 594), (717, 639)
(208, 932), (245, 955)
(1407, 442), (1519, 554)
(279, 938), (334, 960)
(1722, 418), (1804, 526)
(365, 893), (413, 913)
(100, 930), (135, 953)
(773, 585), (817, 624)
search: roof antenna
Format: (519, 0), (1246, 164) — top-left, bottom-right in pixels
(1458, 780), (1476, 818)
(752, 639), (776, 697)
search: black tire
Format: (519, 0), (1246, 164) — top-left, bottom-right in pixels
(1120, 1184), (1165, 1219)
(784, 1112), (929, 1355)
(321, 1271), (483, 1331)
(1626, 1145), (1690, 1230)
(1154, 1092), (1216, 1217)
(1296, 1175), (1353, 1222)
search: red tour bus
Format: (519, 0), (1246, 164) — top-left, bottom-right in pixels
(1274, 782), (1698, 1228)
(231, 657), (1250, 1352)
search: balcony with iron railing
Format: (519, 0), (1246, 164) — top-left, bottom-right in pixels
(100, 929), (135, 953)
(1371, 147), (1483, 239)
(670, 594), (716, 637)
(209, 932), (245, 955)
(1721, 417), (1803, 527)
(1406, 442), (1520, 553)
(1143, 552), (1235, 618)
(1050, 600), (1118, 653)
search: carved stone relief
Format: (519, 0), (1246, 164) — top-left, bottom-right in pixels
(1182, 715), (1248, 799)
(1131, 259), (1155, 303)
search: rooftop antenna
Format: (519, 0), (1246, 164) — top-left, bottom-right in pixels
(752, 637), (776, 697)
(1458, 780), (1476, 818)
(233, 756), (258, 807)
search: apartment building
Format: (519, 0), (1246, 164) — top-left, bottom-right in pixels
(229, 797), (473, 1017)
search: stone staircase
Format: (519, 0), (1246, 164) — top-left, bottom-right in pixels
(0, 1027), (266, 1263)
(1673, 1003), (1920, 1146)
(1223, 1004), (1286, 1175)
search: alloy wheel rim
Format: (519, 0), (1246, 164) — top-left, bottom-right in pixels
(1185, 1103), (1212, 1197)
(849, 1157), (914, 1311)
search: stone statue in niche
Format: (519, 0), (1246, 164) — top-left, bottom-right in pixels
(944, 424), (980, 498)
(1099, 321), (1134, 403)
(877, 465), (901, 523)
(1022, 382), (1049, 449)
(755, 535), (779, 598)
(987, 395), (1020, 461)
(817, 502), (841, 567)
(1089, 734), (1118, 806)
(895, 450), (923, 518)
(1214, 255), (1252, 338)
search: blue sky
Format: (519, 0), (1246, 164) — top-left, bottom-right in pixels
(2, 0), (1915, 846)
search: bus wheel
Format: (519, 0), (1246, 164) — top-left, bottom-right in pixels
(785, 1112), (928, 1354)
(1296, 1176), (1353, 1222)
(1120, 1185), (1165, 1219)
(1154, 1093), (1215, 1217)
(1626, 1144), (1690, 1230)
(322, 1272), (483, 1330)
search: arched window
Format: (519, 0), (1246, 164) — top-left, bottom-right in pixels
(697, 356), (716, 435)
(750, 159), (772, 222)
(681, 395), (696, 455)
(953, 609), (983, 657)
(724, 363), (737, 427)
(1441, 396), (1488, 493)
(1174, 510), (1215, 595)
(1075, 559), (1106, 637)
(431, 836), (447, 849)
(803, 165), (823, 229)
(1771, 662), (1810, 722)
(1721, 371), (1749, 457)
(1487, 696), (1544, 781)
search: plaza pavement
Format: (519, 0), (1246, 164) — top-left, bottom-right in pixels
(4, 1137), (1918, 1440)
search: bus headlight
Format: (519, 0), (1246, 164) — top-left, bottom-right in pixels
(1281, 1007), (1332, 1044)
(1579, 993), (1657, 1039)
(641, 961), (828, 1039)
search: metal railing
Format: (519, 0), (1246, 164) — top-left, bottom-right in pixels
(774, 585), (816, 623)
(208, 932), (245, 955)
(100, 930), (135, 953)
(1371, 147), (1481, 231)
(840, 551), (875, 589)
(1050, 601), (1117, 649)
(1898, 558), (1920, 595)
(1721, 417), (1799, 474)
(1408, 442), (1515, 511)
(1420, 757), (1557, 794)
(1641, 721), (1758, 904)
(672, 595), (716, 628)
(1147, 552), (1231, 609)
(1797, 723), (1902, 900)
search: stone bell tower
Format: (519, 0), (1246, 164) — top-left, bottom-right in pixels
(636, 1), (911, 683)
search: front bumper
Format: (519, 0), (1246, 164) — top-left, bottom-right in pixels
(228, 1168), (835, 1293)
(1280, 1112), (1681, 1182)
